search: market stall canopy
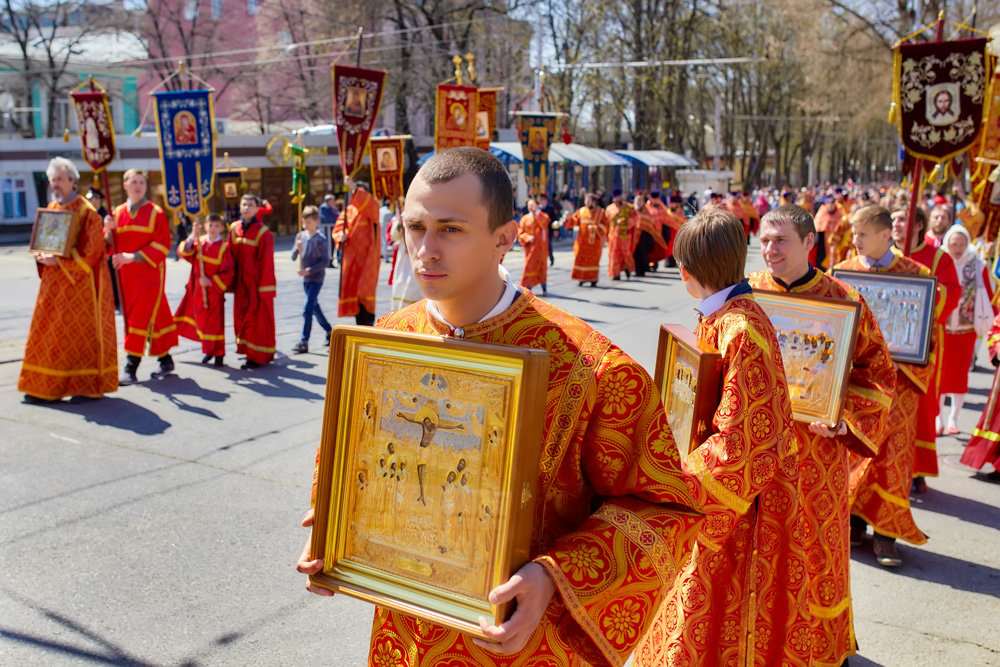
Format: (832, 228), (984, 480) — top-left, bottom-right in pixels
(418, 143), (630, 167)
(615, 150), (698, 167)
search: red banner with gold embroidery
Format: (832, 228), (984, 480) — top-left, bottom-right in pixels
(435, 84), (478, 152)
(71, 90), (115, 173)
(333, 64), (386, 177)
(970, 56), (1000, 241)
(369, 135), (406, 207)
(474, 87), (501, 151)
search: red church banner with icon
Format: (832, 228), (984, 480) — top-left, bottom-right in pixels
(333, 65), (386, 178)
(71, 90), (115, 173)
(435, 84), (478, 152)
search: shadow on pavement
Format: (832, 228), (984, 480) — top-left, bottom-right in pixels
(851, 542), (1000, 596)
(142, 374), (230, 420)
(848, 655), (884, 666)
(43, 397), (171, 435)
(911, 488), (1000, 532)
(216, 358), (326, 400)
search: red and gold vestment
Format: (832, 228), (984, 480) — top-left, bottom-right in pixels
(605, 203), (636, 279)
(749, 269), (896, 666)
(835, 254), (934, 545)
(961, 312), (1000, 471)
(636, 292), (813, 667)
(517, 211), (549, 289)
(229, 220), (276, 364)
(110, 200), (178, 357)
(565, 206), (608, 282)
(174, 235), (234, 356)
(335, 189), (381, 317)
(19, 195), (117, 399)
(361, 291), (702, 666)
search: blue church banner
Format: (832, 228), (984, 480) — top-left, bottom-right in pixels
(153, 90), (215, 217)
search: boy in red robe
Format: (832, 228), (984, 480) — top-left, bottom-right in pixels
(890, 206), (960, 490)
(174, 213), (234, 365)
(835, 205), (936, 567)
(107, 168), (178, 384)
(297, 147), (703, 666)
(334, 180), (380, 325)
(564, 192), (608, 286)
(230, 194), (276, 369)
(20, 157), (117, 402)
(517, 197), (549, 293)
(749, 204), (896, 666)
(636, 208), (813, 667)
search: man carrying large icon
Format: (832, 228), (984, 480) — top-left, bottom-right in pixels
(19, 157), (118, 402)
(748, 204), (896, 666)
(835, 205), (937, 567)
(105, 168), (179, 384)
(298, 147), (703, 665)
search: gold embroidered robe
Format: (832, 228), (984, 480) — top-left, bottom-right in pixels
(749, 269), (896, 666)
(636, 293), (813, 667)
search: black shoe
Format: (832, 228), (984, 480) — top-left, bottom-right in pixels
(292, 341), (309, 354)
(578, 281), (584, 286)
(612, 276), (621, 281)
(912, 477), (928, 494)
(158, 354), (175, 373)
(23, 394), (53, 404)
(625, 270), (631, 279)
(214, 356), (225, 367)
(324, 330), (332, 346)
(241, 360), (262, 370)
(873, 535), (902, 567)
(589, 281), (597, 287)
(849, 516), (867, 547)
(201, 354), (213, 364)
(120, 368), (139, 385)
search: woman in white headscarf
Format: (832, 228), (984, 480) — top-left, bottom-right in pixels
(938, 224), (996, 434)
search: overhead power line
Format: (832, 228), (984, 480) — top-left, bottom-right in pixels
(549, 57), (764, 70)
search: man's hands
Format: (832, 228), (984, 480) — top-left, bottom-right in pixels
(199, 276), (211, 287)
(472, 561), (555, 655)
(296, 508), (334, 596)
(33, 252), (57, 266)
(808, 420), (847, 438)
(112, 252), (136, 269)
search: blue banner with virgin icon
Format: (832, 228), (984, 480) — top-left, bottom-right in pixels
(153, 89), (216, 217)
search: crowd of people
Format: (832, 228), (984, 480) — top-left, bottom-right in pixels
(18, 148), (1000, 666)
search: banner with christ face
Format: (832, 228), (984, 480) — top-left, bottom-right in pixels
(516, 112), (561, 197)
(71, 89), (115, 173)
(895, 37), (989, 162)
(153, 90), (215, 217)
(333, 65), (386, 178)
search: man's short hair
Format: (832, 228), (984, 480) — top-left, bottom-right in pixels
(761, 204), (815, 240)
(673, 208), (747, 291)
(354, 181), (371, 193)
(302, 205), (319, 219)
(206, 212), (224, 223)
(46, 157), (79, 183)
(123, 168), (147, 183)
(323, 194), (335, 202)
(850, 205), (892, 231)
(415, 147), (513, 231)
(930, 204), (953, 224)
(241, 193), (262, 206)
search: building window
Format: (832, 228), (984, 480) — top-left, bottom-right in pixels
(247, 0), (257, 16)
(184, 0), (198, 21)
(211, 0), (221, 19)
(2, 177), (28, 220)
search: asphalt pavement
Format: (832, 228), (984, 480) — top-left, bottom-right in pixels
(1, 235), (998, 666)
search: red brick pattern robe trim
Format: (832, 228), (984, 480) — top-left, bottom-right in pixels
(229, 220), (276, 364)
(906, 243), (961, 477)
(749, 270), (896, 666)
(18, 195), (118, 399)
(835, 254), (934, 545)
(636, 293), (813, 667)
(174, 235), (234, 356)
(356, 291), (702, 666)
(565, 206), (608, 282)
(111, 200), (178, 357)
(517, 211), (549, 289)
(335, 189), (381, 317)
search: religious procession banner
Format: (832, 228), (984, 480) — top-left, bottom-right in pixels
(970, 58), (1000, 241)
(515, 112), (561, 197)
(474, 87), (502, 151)
(369, 135), (407, 206)
(71, 88), (114, 174)
(333, 64), (386, 178)
(435, 84), (478, 152)
(215, 169), (244, 222)
(892, 37), (990, 163)
(153, 89), (216, 217)
(290, 143), (308, 204)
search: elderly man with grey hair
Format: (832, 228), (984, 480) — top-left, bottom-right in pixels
(18, 157), (118, 402)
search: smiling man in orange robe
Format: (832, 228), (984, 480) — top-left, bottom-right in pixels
(564, 192), (608, 286)
(107, 168), (178, 384)
(19, 157), (117, 402)
(298, 147), (702, 666)
(835, 205), (936, 568)
(749, 204), (895, 666)
(334, 179), (381, 326)
(637, 208), (813, 667)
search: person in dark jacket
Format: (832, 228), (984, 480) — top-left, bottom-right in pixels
(291, 206), (332, 353)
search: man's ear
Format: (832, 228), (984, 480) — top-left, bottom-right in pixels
(803, 231), (816, 252)
(495, 219), (518, 254)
